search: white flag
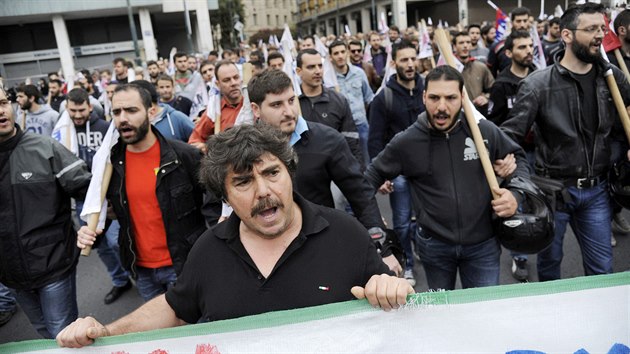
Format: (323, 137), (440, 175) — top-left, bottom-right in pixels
(189, 77), (211, 119)
(313, 36), (339, 90)
(51, 110), (78, 156)
(234, 87), (254, 126)
(205, 83), (222, 123)
(530, 25), (547, 70)
(418, 20), (434, 59)
(80, 122), (119, 229)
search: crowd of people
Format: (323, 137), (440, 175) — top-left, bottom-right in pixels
(0, 1), (628, 347)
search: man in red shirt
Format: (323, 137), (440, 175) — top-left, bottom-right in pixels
(76, 84), (207, 301)
(188, 60), (245, 152)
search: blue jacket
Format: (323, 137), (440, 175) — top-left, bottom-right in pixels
(336, 64), (374, 126)
(153, 104), (194, 142)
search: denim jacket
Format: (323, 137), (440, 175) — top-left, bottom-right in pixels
(336, 65), (374, 126)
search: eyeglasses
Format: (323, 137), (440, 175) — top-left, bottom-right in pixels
(350, 49), (362, 53)
(570, 25), (609, 35)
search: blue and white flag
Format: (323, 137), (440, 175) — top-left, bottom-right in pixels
(51, 110), (78, 156)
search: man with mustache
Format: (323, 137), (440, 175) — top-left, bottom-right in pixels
(502, 3), (630, 282)
(248, 69), (401, 275)
(56, 123), (413, 349)
(368, 39), (425, 287)
(366, 65), (529, 291)
(75, 84), (207, 302)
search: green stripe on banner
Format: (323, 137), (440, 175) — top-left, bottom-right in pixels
(3, 272), (629, 353)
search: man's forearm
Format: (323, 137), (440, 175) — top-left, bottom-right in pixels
(106, 295), (185, 336)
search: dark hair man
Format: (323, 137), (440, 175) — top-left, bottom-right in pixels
(48, 79), (66, 112)
(248, 69), (401, 274)
(347, 40), (381, 92)
(610, 9), (630, 71)
(329, 40), (374, 167)
(188, 60), (245, 153)
(207, 50), (219, 63)
(156, 74), (193, 116)
(172, 52), (204, 101)
(147, 60), (160, 84)
(501, 3), (630, 282)
(452, 31), (494, 115)
(488, 7), (532, 77)
(75, 84), (208, 301)
(15, 84), (59, 136)
(131, 80), (194, 142)
(296, 49), (363, 167)
(487, 30), (536, 281)
(367, 39), (425, 286)
(542, 17), (563, 65)
(0, 87), (91, 338)
(368, 32), (388, 77)
(199, 60), (215, 84)
(56, 122), (412, 349)
(299, 35), (315, 50)
(366, 66), (529, 291)
(388, 25), (401, 43)
(481, 24), (497, 48)
(113, 58), (129, 82)
(468, 23), (489, 63)
(267, 52), (285, 70)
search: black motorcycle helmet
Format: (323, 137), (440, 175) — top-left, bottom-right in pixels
(494, 177), (554, 254)
(609, 160), (630, 209)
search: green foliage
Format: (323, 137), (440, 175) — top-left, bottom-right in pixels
(211, 0), (246, 48)
(247, 28), (284, 46)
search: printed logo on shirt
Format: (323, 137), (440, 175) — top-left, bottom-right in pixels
(507, 96), (516, 109)
(463, 137), (489, 161)
(20, 172), (33, 180)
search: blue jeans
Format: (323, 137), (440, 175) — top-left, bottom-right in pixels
(389, 175), (414, 270)
(537, 180), (613, 281)
(135, 266), (177, 302)
(356, 122), (370, 167)
(76, 202), (130, 288)
(416, 230), (501, 290)
(99, 221), (131, 287)
(14, 270), (78, 339)
(0, 282), (16, 312)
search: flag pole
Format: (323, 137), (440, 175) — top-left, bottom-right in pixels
(613, 49), (630, 82)
(434, 27), (500, 198)
(80, 163), (113, 256)
(600, 46), (630, 144)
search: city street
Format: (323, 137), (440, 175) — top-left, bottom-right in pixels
(1, 195), (629, 344)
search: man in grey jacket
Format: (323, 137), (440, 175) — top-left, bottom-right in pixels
(15, 84), (59, 136)
(0, 87), (91, 338)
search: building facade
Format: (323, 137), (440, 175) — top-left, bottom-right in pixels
(242, 0), (297, 39)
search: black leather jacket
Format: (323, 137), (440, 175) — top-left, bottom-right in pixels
(501, 59), (630, 179)
(108, 126), (206, 278)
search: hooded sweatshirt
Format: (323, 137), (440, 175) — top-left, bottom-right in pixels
(21, 104), (59, 137)
(152, 104), (194, 143)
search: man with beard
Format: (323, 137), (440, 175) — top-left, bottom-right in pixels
(249, 69), (401, 275)
(368, 32), (388, 78)
(488, 7), (532, 77)
(348, 40), (381, 93)
(542, 18), (563, 65)
(366, 65), (529, 291)
(468, 24), (489, 64)
(15, 84), (59, 136)
(146, 60), (160, 84)
(501, 3), (630, 282)
(0, 87), (91, 338)
(488, 30), (536, 282)
(296, 49), (363, 167)
(75, 84), (207, 301)
(56, 122), (412, 349)
(609, 9), (630, 72)
(188, 60), (246, 153)
(64, 88), (132, 305)
(453, 32), (494, 116)
(113, 58), (129, 83)
(48, 79), (66, 112)
(172, 52), (203, 100)
(367, 39), (425, 287)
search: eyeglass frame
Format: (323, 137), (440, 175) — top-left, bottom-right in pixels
(567, 25), (609, 35)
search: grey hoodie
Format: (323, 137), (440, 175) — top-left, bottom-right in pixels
(21, 104), (60, 136)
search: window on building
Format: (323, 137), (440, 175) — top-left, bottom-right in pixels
(276, 15), (280, 26)
(267, 14), (271, 26)
(253, 13), (257, 25)
(284, 15), (287, 24)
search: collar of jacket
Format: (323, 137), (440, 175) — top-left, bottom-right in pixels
(111, 125), (180, 175)
(387, 73), (423, 95)
(298, 85), (331, 103)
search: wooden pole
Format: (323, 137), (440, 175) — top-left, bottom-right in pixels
(434, 28), (500, 199)
(613, 49), (630, 82)
(80, 163), (113, 256)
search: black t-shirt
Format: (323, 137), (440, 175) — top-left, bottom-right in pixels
(574, 67), (598, 165)
(165, 193), (390, 323)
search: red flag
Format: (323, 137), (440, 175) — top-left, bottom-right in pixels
(495, 9), (509, 43)
(603, 15), (621, 52)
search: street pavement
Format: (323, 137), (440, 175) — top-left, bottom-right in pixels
(1, 195), (629, 344)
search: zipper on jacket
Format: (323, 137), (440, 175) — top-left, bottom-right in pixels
(118, 160), (138, 279)
(445, 133), (463, 244)
(573, 81), (595, 178)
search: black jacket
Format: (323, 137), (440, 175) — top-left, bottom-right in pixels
(365, 112), (529, 245)
(293, 121), (384, 229)
(298, 86), (363, 167)
(488, 66), (536, 126)
(367, 74), (425, 159)
(0, 126), (91, 290)
(501, 60), (630, 179)
(107, 126), (206, 278)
